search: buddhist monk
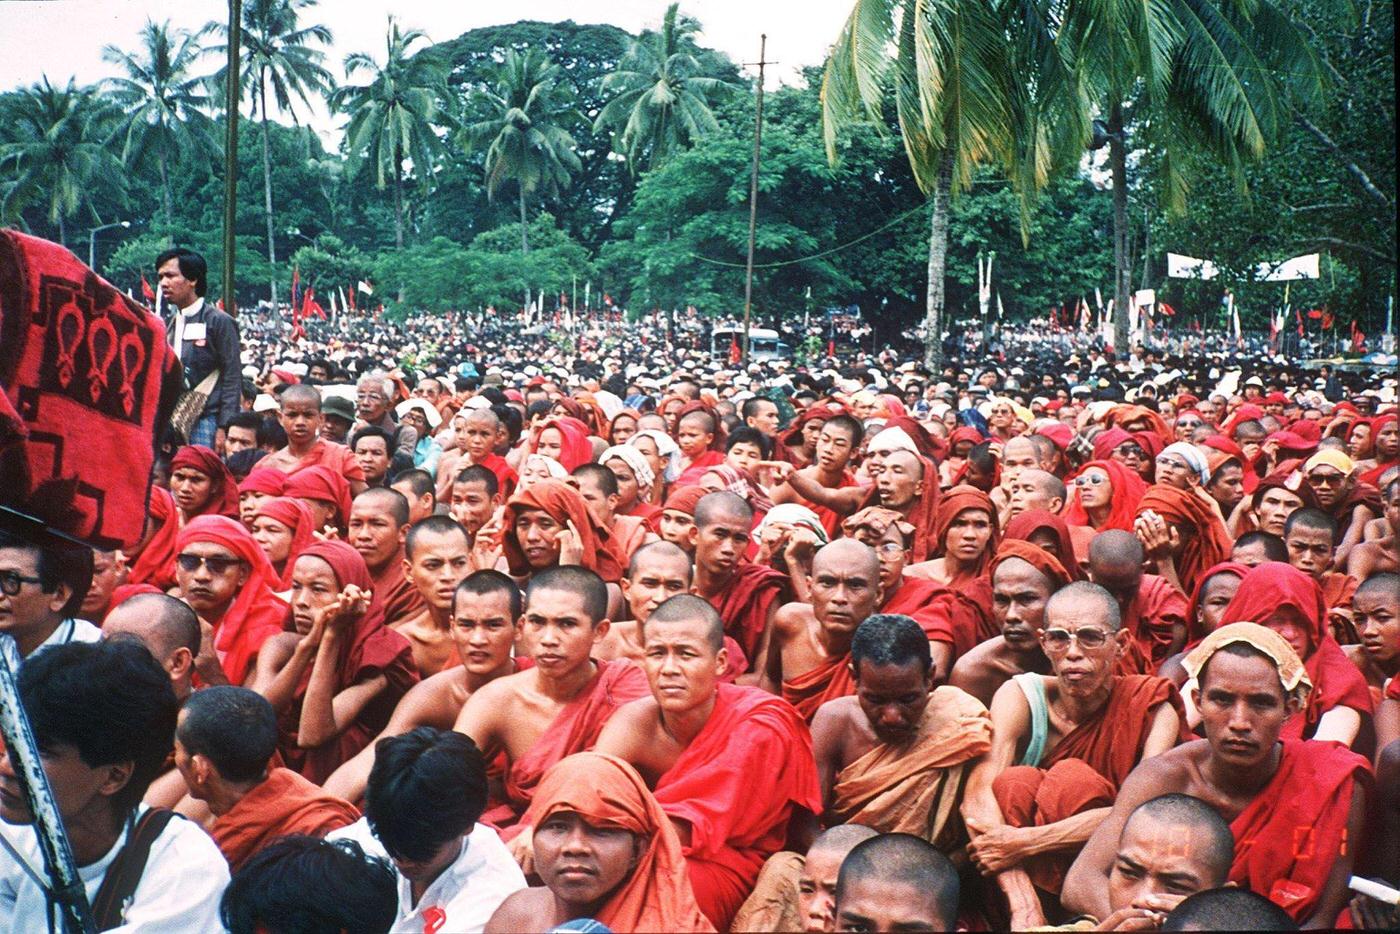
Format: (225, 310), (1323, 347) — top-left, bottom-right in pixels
(348, 488), (425, 627)
(793, 825), (879, 932)
(385, 516), (473, 679)
(690, 492), (789, 673)
(176, 686), (358, 871)
(812, 614), (992, 849)
(1160, 887), (1301, 931)
(833, 833), (961, 933)
(1135, 485), (1233, 597)
(594, 595), (822, 929)
(1062, 622), (1370, 928)
(659, 484), (705, 554)
(1231, 529), (1289, 566)
(769, 414), (867, 536)
(1085, 793), (1236, 931)
(766, 539), (884, 722)
(1006, 469), (1067, 524)
(452, 566), (648, 842)
(1344, 573), (1400, 705)
(498, 479), (627, 604)
(996, 436), (1057, 521)
(441, 407), (517, 503)
(1304, 449), (1381, 567)
(259, 384), (367, 496)
(949, 541), (1066, 708)
(573, 462), (657, 564)
(104, 591), (200, 703)
(175, 515), (289, 687)
(905, 485), (999, 588)
(322, 570), (520, 804)
(485, 752), (714, 933)
(1347, 477), (1399, 579)
(387, 468), (435, 526)
(961, 582), (1185, 928)
(1284, 507), (1359, 641)
(841, 507), (957, 681)
(1088, 530), (1190, 665)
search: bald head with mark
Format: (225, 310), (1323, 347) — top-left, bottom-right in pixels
(835, 833), (959, 933)
(799, 824), (880, 932)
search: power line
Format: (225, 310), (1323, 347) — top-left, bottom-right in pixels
(690, 200), (930, 270)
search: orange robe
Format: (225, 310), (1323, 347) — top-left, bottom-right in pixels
(211, 767), (360, 871)
(610, 514), (652, 564)
(264, 438), (365, 483)
(653, 684), (822, 931)
(482, 659), (650, 837)
(370, 548), (425, 625)
(1319, 571), (1359, 644)
(705, 562), (790, 664)
(1228, 739), (1371, 924)
(1123, 573), (1189, 666)
(993, 675), (1188, 893)
(783, 652), (856, 723)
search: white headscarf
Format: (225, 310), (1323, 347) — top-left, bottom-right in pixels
(631, 429), (683, 483)
(1161, 441), (1210, 485)
(752, 503), (829, 546)
(599, 444), (656, 492)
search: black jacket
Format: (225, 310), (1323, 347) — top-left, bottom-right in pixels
(167, 299), (242, 427)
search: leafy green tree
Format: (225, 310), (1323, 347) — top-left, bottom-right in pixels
(211, 0), (332, 302)
(0, 78), (124, 245)
(331, 17), (450, 250)
(462, 48), (581, 260)
(102, 20), (218, 226)
(594, 3), (735, 172)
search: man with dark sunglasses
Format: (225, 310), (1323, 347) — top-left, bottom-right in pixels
(0, 527), (101, 661)
(960, 582), (1186, 929)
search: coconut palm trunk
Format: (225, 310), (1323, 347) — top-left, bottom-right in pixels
(260, 73), (279, 306)
(1108, 101), (1131, 353)
(923, 154), (952, 371)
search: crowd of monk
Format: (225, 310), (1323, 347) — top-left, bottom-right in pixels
(2, 339), (1399, 933)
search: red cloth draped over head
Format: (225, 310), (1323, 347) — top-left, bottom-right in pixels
(990, 538), (1074, 590)
(949, 425), (986, 453)
(552, 396), (587, 423)
(1251, 459), (1318, 510)
(1222, 403), (1265, 438)
(1199, 435), (1254, 493)
(503, 478), (625, 581)
(170, 445), (240, 518)
(1218, 562), (1373, 739)
(239, 467), (287, 498)
(1105, 405), (1173, 447)
(608, 408), (642, 445)
(535, 415), (594, 471)
(1003, 511), (1083, 581)
(1183, 561), (1251, 647)
(1092, 427), (1132, 462)
(572, 392), (609, 436)
(1135, 485), (1232, 596)
(1129, 430), (1164, 473)
(1227, 740), (1371, 924)
(930, 485), (999, 581)
(662, 484), (706, 517)
(252, 497), (317, 589)
(678, 400), (728, 452)
(1359, 413), (1398, 486)
(779, 402), (846, 451)
(1288, 418), (1321, 445)
(278, 539), (418, 784)
(883, 416), (941, 461)
(704, 465), (775, 515)
(1062, 460), (1147, 532)
(127, 486), (181, 589)
(525, 753), (715, 933)
(284, 466), (351, 529)
(176, 516), (289, 685)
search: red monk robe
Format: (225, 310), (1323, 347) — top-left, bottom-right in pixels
(263, 437), (365, 484)
(783, 653), (856, 723)
(705, 561), (790, 664)
(807, 471), (859, 539)
(881, 577), (955, 642)
(675, 449), (726, 488)
(653, 684), (822, 931)
(482, 659), (650, 837)
(1124, 573), (1190, 666)
(211, 767), (360, 871)
(1319, 571), (1359, 644)
(370, 549), (426, 625)
(477, 451), (518, 499)
(1228, 739), (1372, 924)
(993, 675), (1188, 893)
(610, 514), (652, 564)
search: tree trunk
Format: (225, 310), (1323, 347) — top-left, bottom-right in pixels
(1109, 101), (1131, 353)
(393, 145), (405, 303)
(519, 185), (530, 316)
(57, 212), (66, 248)
(260, 74), (278, 307)
(159, 149), (174, 231)
(923, 153), (952, 372)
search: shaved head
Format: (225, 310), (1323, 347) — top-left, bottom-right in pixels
(695, 490), (752, 529)
(812, 538), (881, 579)
(643, 594), (723, 651)
(1089, 529), (1146, 569)
(1021, 469), (1066, 502)
(1045, 581), (1122, 631)
(810, 823), (880, 856)
(835, 833), (959, 931)
(279, 384), (321, 410)
(884, 449), (925, 479)
(1123, 794), (1234, 884)
(104, 593), (201, 658)
(626, 540), (693, 583)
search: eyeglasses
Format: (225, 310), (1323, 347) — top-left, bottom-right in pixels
(1306, 471), (1346, 487)
(1156, 456), (1190, 471)
(1074, 474), (1108, 487)
(175, 553), (244, 575)
(356, 391), (386, 402)
(0, 570), (44, 596)
(1177, 420), (1203, 429)
(1114, 444), (1146, 460)
(875, 541), (907, 556)
(1041, 626), (1114, 652)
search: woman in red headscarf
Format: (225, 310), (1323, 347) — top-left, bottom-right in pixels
(1062, 460), (1148, 566)
(531, 415), (593, 472)
(905, 485), (999, 589)
(169, 445), (240, 521)
(1213, 562), (1372, 746)
(1134, 485), (1233, 597)
(250, 497), (317, 589)
(257, 539), (418, 784)
(489, 752), (714, 933)
(175, 515), (289, 686)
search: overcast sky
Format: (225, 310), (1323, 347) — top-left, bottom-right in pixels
(0, 0), (851, 144)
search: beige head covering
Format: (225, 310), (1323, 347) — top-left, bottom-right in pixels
(1182, 621), (1312, 706)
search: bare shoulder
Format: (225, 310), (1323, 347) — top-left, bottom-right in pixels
(772, 601), (814, 638)
(485, 887), (553, 934)
(393, 668), (469, 727)
(812, 695), (861, 734)
(389, 611), (430, 637)
(263, 632), (299, 663)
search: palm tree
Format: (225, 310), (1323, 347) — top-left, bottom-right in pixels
(464, 48), (582, 257)
(330, 17), (449, 251)
(822, 0), (1024, 370)
(103, 20), (218, 226)
(594, 3), (734, 172)
(1049, 0), (1324, 351)
(210, 0), (332, 303)
(0, 78), (124, 246)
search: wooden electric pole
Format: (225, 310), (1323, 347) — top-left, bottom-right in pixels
(741, 35), (772, 364)
(222, 0), (242, 316)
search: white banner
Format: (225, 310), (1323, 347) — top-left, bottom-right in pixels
(1256, 254), (1319, 282)
(1167, 253), (1219, 280)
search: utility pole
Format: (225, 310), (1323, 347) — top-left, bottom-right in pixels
(741, 35), (772, 365)
(222, 0), (242, 315)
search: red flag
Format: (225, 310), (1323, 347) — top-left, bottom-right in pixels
(1158, 301), (1176, 317)
(140, 274), (155, 302)
(1296, 308), (1305, 336)
(1306, 308), (1324, 319)
(826, 338), (836, 357)
(290, 265), (301, 310)
(1321, 310), (1334, 330)
(1050, 305), (1060, 329)
(1351, 320), (1365, 351)
(347, 284), (357, 313)
(300, 287), (326, 322)
(729, 335), (741, 364)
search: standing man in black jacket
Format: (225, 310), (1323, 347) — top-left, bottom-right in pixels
(158, 247), (242, 451)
